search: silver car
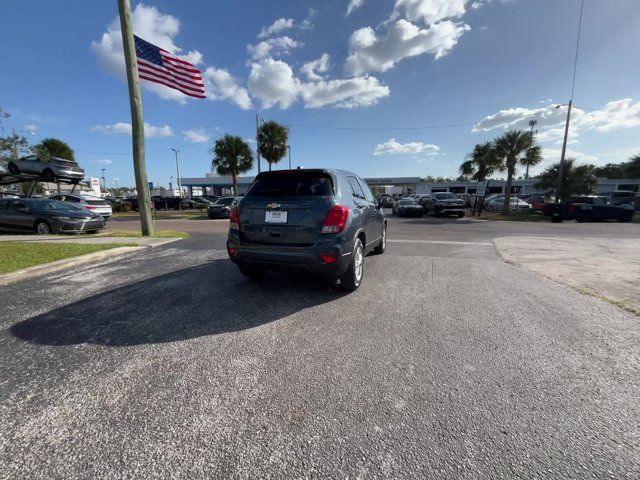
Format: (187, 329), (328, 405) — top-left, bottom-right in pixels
(49, 194), (113, 219)
(7, 155), (84, 183)
(486, 195), (531, 212)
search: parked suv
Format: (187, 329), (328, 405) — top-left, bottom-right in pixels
(7, 155), (84, 183)
(227, 169), (387, 291)
(423, 192), (466, 217)
(49, 194), (113, 219)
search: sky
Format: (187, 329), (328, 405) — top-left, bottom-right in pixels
(2, 0), (640, 188)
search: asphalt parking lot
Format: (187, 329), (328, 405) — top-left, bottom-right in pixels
(1, 215), (639, 479)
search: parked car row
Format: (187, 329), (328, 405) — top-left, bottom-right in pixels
(547, 196), (635, 223)
(390, 192), (467, 218)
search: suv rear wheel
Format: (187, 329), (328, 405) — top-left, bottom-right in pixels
(373, 223), (386, 255)
(239, 265), (266, 280)
(340, 238), (364, 291)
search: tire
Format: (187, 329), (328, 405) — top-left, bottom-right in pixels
(551, 216), (562, 223)
(340, 238), (364, 292)
(42, 169), (55, 182)
(8, 162), (20, 175)
(619, 217), (632, 223)
(35, 220), (52, 235)
(457, 212), (465, 218)
(239, 265), (266, 280)
(373, 223), (387, 255)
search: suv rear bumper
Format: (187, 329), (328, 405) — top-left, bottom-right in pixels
(227, 235), (352, 278)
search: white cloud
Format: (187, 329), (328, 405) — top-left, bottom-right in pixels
(24, 124), (38, 132)
(203, 67), (252, 110)
(347, 0), (365, 16)
(474, 98), (640, 146)
(91, 122), (174, 138)
(91, 159), (113, 165)
(258, 18), (295, 38)
(392, 0), (467, 24)
(90, 4), (203, 103)
(300, 53), (331, 81)
(300, 8), (317, 30)
(344, 19), (470, 75)
(248, 59), (301, 110)
(300, 76), (390, 109)
(182, 127), (210, 144)
(248, 58), (389, 110)
(247, 36), (303, 61)
(374, 138), (440, 155)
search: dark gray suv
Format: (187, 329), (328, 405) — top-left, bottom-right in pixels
(227, 169), (387, 291)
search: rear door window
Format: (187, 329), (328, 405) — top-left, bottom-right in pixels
(357, 178), (375, 203)
(246, 174), (333, 197)
(347, 177), (365, 199)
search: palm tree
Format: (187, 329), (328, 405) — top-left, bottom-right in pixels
(535, 158), (597, 202)
(459, 142), (501, 181)
(211, 135), (254, 194)
(33, 138), (75, 161)
(522, 145), (542, 179)
(258, 120), (289, 171)
(493, 130), (536, 214)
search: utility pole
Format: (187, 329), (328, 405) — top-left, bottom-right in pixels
(101, 168), (107, 189)
(525, 120), (537, 180)
(556, 0), (585, 204)
(170, 148), (182, 209)
(256, 114), (262, 174)
(118, 0), (154, 236)
(287, 145), (291, 170)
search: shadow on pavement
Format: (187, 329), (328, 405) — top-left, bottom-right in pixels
(10, 259), (346, 347)
(400, 216), (477, 225)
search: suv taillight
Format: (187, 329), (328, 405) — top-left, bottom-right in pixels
(321, 205), (349, 234)
(230, 206), (239, 230)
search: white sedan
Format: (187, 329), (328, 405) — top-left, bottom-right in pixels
(486, 195), (531, 213)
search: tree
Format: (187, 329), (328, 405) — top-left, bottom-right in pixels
(534, 158), (597, 202)
(258, 120), (289, 171)
(593, 163), (624, 179)
(459, 142), (501, 181)
(211, 135), (254, 194)
(521, 145), (542, 179)
(621, 155), (640, 179)
(493, 130), (536, 214)
(0, 135), (30, 161)
(33, 138), (75, 161)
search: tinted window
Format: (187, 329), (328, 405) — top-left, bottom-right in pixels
(398, 199), (416, 205)
(0, 200), (8, 210)
(215, 197), (235, 206)
(433, 193), (457, 200)
(10, 202), (28, 211)
(27, 200), (74, 210)
(246, 174), (333, 197)
(347, 177), (365, 199)
(357, 178), (375, 202)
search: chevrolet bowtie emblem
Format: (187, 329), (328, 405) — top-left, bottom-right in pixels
(267, 202), (281, 209)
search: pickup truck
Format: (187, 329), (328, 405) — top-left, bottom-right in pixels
(548, 195), (635, 223)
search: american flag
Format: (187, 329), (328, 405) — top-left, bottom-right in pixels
(134, 35), (206, 99)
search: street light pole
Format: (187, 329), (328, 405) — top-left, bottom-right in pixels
(256, 114), (263, 174)
(170, 148), (183, 197)
(287, 145), (291, 170)
(556, 0), (585, 203)
(101, 168), (106, 190)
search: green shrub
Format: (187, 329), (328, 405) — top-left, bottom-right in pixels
(113, 202), (133, 213)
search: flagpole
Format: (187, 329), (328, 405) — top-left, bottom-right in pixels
(118, 0), (154, 236)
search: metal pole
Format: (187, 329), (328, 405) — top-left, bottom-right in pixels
(101, 168), (106, 189)
(556, 0), (585, 204)
(287, 145), (291, 170)
(118, 0), (154, 236)
(11, 128), (18, 159)
(256, 114), (261, 174)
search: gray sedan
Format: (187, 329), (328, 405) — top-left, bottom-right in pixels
(0, 198), (105, 234)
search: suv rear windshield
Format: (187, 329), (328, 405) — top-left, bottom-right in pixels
(245, 173), (334, 197)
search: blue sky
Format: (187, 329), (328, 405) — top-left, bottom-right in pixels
(2, 0), (640, 187)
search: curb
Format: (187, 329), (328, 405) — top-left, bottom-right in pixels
(0, 246), (143, 286)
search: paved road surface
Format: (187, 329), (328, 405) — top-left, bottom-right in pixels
(1, 216), (639, 479)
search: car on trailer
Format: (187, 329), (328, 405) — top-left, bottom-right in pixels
(7, 155), (84, 183)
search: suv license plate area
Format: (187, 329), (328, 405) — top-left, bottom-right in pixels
(265, 211), (288, 224)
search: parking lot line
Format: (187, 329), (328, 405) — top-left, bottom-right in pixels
(388, 239), (493, 246)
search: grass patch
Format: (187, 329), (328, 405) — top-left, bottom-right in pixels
(482, 212), (548, 222)
(632, 213), (640, 223)
(0, 242), (131, 275)
(98, 230), (190, 239)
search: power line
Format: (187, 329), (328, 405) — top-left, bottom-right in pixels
(288, 121), (477, 131)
